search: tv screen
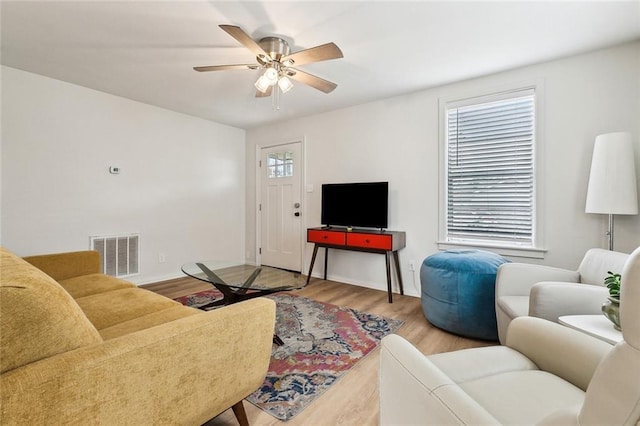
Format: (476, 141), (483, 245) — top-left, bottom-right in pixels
(321, 182), (388, 229)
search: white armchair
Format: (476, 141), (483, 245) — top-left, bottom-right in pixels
(495, 248), (629, 343)
(379, 246), (640, 425)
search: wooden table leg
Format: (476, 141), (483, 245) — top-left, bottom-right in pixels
(323, 247), (329, 280)
(393, 250), (404, 295)
(385, 251), (393, 303)
(306, 244), (319, 286)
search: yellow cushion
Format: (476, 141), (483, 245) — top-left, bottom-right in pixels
(23, 250), (101, 281)
(98, 305), (202, 340)
(59, 273), (135, 298)
(0, 248), (102, 374)
(75, 288), (182, 330)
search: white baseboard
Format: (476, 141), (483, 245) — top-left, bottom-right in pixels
(133, 272), (185, 286)
(308, 272), (419, 299)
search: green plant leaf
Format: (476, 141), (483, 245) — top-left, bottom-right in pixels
(604, 271), (622, 297)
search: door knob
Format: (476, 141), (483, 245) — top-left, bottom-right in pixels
(294, 202), (301, 208)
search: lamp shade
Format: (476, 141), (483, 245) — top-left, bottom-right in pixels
(254, 76), (270, 93)
(263, 68), (278, 85)
(278, 76), (293, 94)
(255, 68), (279, 93)
(585, 132), (638, 215)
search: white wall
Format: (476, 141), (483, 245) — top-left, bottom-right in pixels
(1, 66), (246, 284)
(246, 41), (640, 297)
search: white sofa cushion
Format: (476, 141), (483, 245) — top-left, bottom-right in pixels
(577, 248), (628, 285)
(460, 371), (584, 424)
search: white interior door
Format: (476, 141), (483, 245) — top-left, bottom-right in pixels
(259, 142), (303, 271)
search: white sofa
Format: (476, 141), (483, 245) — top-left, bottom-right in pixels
(379, 246), (640, 425)
(495, 248), (629, 343)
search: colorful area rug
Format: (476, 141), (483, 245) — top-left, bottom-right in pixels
(174, 290), (403, 421)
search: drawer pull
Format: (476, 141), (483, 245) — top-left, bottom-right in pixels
(365, 239), (370, 243)
(323, 235), (328, 240)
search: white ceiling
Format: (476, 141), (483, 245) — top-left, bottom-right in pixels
(2, 1), (639, 129)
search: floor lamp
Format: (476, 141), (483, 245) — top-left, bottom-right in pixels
(585, 132), (638, 250)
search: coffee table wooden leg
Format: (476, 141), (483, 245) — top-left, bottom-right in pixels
(231, 401), (249, 426)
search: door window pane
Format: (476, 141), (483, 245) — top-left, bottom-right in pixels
(267, 151), (294, 178)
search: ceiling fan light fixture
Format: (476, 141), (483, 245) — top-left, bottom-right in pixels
(263, 67), (278, 85)
(254, 75), (271, 93)
(255, 67), (279, 92)
(278, 76), (293, 93)
(197, 25), (343, 100)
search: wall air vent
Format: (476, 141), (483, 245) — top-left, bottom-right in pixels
(90, 234), (140, 278)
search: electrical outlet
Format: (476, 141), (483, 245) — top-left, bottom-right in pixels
(158, 253), (166, 263)
(408, 260), (416, 271)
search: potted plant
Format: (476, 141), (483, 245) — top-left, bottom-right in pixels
(602, 271), (621, 330)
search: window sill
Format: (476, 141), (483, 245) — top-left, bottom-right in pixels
(437, 241), (546, 259)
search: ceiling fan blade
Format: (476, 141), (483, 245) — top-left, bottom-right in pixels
(194, 64), (258, 72)
(255, 86), (273, 98)
(219, 24), (270, 61)
(287, 69), (337, 93)
(281, 42), (343, 67)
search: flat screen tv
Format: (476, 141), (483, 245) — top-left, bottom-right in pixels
(321, 182), (388, 229)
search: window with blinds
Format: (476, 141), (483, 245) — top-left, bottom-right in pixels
(445, 89), (535, 247)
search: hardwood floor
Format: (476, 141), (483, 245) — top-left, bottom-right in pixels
(142, 277), (495, 426)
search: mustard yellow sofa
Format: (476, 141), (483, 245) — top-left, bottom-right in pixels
(0, 247), (276, 425)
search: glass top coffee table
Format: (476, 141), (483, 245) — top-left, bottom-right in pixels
(181, 261), (306, 310)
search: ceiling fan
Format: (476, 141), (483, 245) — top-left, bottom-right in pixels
(194, 25), (343, 98)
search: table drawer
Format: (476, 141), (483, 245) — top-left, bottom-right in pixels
(346, 233), (393, 250)
(308, 229), (346, 245)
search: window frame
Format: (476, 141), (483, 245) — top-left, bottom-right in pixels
(437, 82), (546, 259)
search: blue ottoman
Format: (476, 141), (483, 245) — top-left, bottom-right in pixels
(420, 249), (510, 341)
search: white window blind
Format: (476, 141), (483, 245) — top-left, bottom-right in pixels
(446, 89), (535, 246)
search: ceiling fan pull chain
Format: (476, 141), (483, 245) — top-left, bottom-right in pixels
(272, 85), (281, 110)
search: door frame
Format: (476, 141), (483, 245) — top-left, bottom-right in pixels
(255, 137), (306, 270)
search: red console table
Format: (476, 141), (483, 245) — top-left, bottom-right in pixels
(306, 227), (406, 303)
